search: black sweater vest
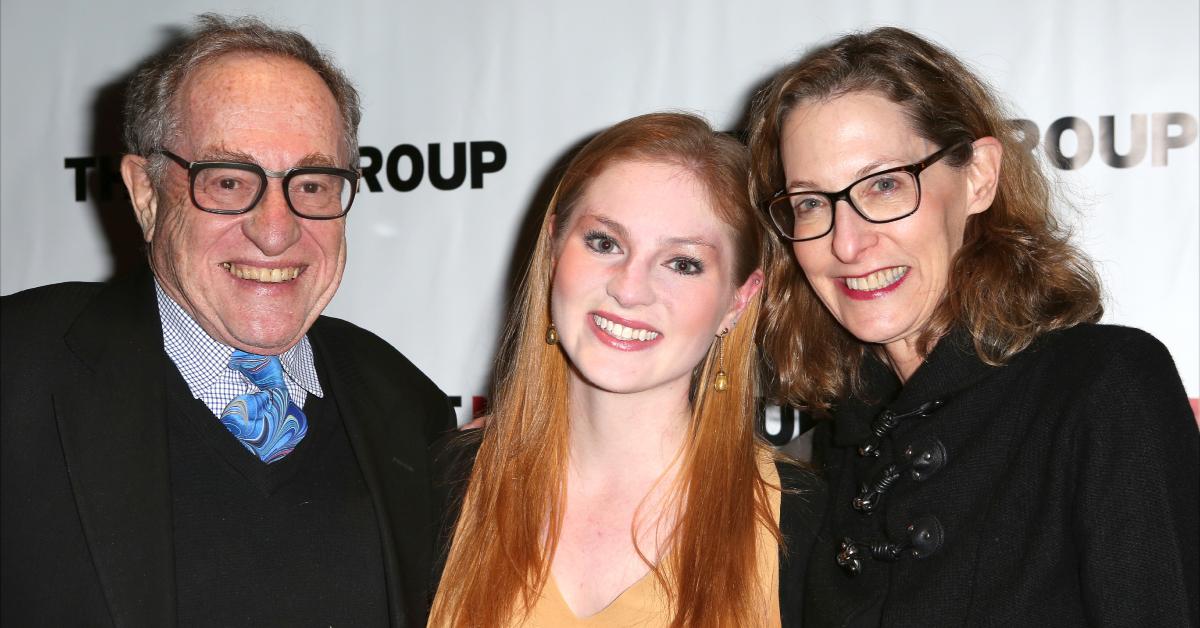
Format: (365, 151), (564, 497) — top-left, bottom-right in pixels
(165, 367), (388, 627)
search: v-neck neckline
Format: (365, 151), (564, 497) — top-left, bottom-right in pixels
(546, 567), (660, 622)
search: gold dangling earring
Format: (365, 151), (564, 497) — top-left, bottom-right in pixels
(545, 322), (559, 345)
(713, 327), (730, 392)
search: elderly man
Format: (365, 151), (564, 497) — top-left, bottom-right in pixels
(1, 15), (451, 627)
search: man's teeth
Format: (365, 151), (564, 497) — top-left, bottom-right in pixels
(222, 263), (301, 283)
(592, 314), (659, 342)
(845, 266), (908, 292)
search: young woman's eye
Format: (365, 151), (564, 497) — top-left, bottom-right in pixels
(667, 257), (703, 276)
(583, 230), (621, 254)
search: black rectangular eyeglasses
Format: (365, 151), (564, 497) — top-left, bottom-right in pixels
(765, 141), (971, 242)
(156, 149), (360, 220)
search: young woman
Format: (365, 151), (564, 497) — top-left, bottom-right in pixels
(748, 27), (1198, 626)
(429, 112), (824, 627)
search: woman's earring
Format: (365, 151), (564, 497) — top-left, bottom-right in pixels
(713, 327), (730, 392)
(545, 323), (559, 345)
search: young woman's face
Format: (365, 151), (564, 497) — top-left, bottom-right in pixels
(779, 92), (986, 361)
(550, 159), (759, 397)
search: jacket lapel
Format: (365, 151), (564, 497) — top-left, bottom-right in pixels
(56, 270), (175, 628)
(312, 325), (433, 628)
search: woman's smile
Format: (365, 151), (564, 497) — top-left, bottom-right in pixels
(837, 265), (910, 299)
(589, 311), (662, 347)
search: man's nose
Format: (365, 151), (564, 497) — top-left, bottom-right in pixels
(242, 181), (301, 257)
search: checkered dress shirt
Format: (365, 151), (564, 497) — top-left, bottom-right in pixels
(155, 280), (323, 417)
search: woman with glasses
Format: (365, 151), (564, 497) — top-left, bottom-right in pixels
(747, 27), (1198, 626)
(428, 112), (824, 627)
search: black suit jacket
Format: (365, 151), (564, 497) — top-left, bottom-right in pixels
(1, 270), (454, 627)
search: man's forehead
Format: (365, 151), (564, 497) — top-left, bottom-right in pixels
(173, 53), (347, 165)
(185, 51), (315, 85)
(193, 146), (342, 168)
(178, 53), (336, 113)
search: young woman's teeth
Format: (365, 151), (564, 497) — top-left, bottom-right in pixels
(222, 263), (301, 283)
(592, 314), (659, 341)
(845, 266), (908, 292)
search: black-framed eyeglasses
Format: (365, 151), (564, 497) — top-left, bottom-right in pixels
(764, 141), (971, 242)
(156, 150), (360, 220)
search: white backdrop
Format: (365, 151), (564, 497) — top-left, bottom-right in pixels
(3, 0), (1197, 435)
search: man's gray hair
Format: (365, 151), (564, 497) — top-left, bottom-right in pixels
(123, 13), (362, 182)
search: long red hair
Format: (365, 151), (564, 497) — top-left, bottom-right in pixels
(430, 112), (780, 627)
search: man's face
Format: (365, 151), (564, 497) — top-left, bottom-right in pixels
(128, 53), (349, 354)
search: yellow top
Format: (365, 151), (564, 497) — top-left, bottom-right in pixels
(500, 454), (782, 628)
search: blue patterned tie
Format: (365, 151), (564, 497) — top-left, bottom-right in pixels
(220, 351), (308, 463)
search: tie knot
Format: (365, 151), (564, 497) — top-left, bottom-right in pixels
(228, 350), (286, 391)
(222, 349), (307, 463)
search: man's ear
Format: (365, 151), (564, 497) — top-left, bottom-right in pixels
(120, 154), (159, 242)
(964, 137), (1003, 216)
(721, 268), (765, 331)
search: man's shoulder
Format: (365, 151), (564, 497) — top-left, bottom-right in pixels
(310, 314), (409, 366)
(309, 314), (444, 394)
(1, 281), (105, 340)
(310, 314), (454, 439)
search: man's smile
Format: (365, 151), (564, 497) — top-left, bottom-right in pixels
(221, 262), (304, 283)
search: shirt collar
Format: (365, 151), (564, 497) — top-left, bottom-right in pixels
(153, 279), (323, 397)
(831, 327), (998, 447)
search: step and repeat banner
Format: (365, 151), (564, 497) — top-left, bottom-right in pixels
(2, 1), (1197, 443)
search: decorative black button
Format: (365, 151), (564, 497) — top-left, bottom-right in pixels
(836, 538), (865, 576)
(857, 399), (945, 458)
(901, 438), (948, 481)
(905, 515), (944, 559)
(836, 515), (944, 576)
(853, 464), (901, 514)
(857, 409), (897, 457)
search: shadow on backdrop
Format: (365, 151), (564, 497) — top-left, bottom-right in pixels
(469, 130), (601, 413)
(84, 26), (188, 280)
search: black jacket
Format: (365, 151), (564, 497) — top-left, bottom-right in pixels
(1, 270), (454, 628)
(804, 325), (1199, 627)
(430, 431), (827, 626)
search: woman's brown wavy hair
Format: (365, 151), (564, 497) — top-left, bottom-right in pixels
(429, 112), (781, 627)
(747, 27), (1103, 412)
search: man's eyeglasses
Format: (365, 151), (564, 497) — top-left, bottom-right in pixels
(765, 142), (971, 242)
(156, 150), (359, 220)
